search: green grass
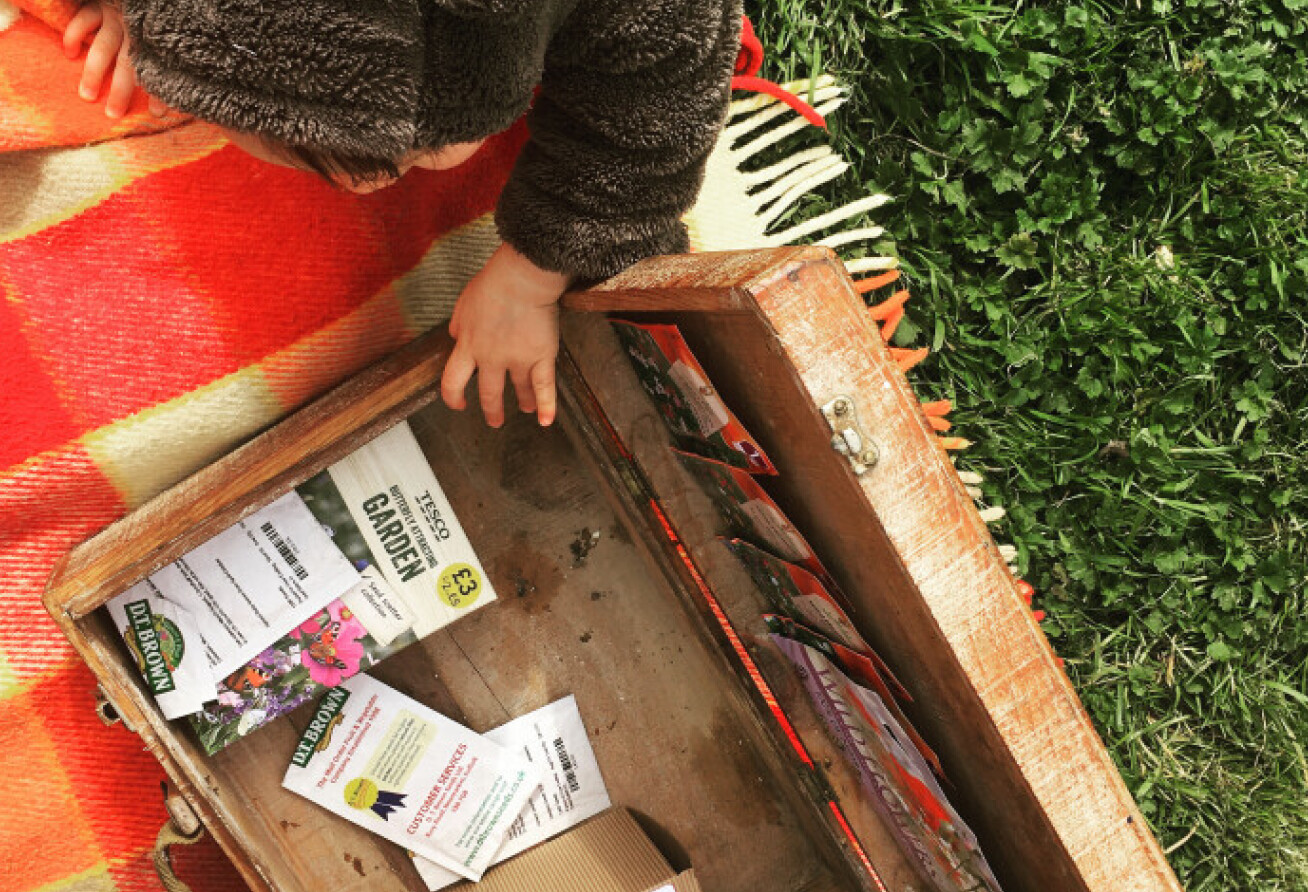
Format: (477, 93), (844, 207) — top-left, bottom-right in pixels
(745, 2), (1308, 889)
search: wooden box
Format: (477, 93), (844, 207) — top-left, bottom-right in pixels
(44, 248), (1182, 892)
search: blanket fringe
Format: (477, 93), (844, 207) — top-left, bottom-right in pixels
(697, 72), (1051, 648)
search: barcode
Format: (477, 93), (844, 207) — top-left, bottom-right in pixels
(261, 522), (308, 580)
(553, 737), (580, 793)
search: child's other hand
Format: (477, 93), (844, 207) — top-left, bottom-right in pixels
(441, 244), (570, 428)
(63, 2), (162, 118)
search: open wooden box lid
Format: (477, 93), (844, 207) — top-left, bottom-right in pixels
(44, 248), (1181, 892)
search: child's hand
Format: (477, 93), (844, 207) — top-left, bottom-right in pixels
(63, 1), (165, 118)
(441, 244), (570, 428)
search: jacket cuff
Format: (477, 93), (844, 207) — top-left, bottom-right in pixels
(494, 175), (690, 282)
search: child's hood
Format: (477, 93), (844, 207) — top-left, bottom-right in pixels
(123, 0), (553, 159)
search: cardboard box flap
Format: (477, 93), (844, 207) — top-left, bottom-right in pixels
(467, 808), (676, 892)
(667, 870), (701, 892)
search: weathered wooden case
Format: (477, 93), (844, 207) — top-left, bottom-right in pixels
(44, 248), (1182, 892)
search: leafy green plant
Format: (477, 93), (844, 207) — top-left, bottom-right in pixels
(748, 1), (1308, 888)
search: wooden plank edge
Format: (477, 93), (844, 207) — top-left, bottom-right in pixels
(745, 252), (1183, 892)
(561, 247), (826, 314)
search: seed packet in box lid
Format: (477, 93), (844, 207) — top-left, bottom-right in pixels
(764, 614), (938, 777)
(773, 636), (1001, 892)
(283, 673), (541, 882)
(675, 450), (835, 590)
(726, 538), (869, 653)
(614, 321), (776, 475)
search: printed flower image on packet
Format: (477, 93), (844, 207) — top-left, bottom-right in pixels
(190, 580), (418, 754)
(614, 321), (777, 474)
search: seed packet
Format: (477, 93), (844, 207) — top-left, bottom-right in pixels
(108, 490), (363, 719)
(413, 695), (611, 890)
(188, 575), (418, 754)
(613, 321), (776, 474)
(325, 421), (496, 638)
(283, 673), (541, 882)
(107, 584), (217, 720)
(764, 614), (937, 777)
(773, 636), (1001, 892)
(189, 420), (494, 751)
(726, 538), (867, 653)
(675, 450), (834, 588)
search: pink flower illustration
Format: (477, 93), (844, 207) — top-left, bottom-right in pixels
(291, 600), (367, 687)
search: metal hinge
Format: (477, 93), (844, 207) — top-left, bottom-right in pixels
(820, 396), (879, 475)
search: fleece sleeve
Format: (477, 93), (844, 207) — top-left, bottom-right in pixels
(494, 0), (741, 282)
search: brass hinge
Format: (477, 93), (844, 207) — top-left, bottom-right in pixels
(820, 396), (879, 476)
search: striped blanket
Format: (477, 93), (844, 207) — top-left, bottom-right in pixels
(0, 3), (912, 890)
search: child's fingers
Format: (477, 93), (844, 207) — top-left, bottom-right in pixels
(105, 46), (136, 118)
(63, 5), (103, 58)
(510, 368), (537, 415)
(80, 21), (123, 101)
(440, 346), (476, 412)
(478, 365), (507, 429)
(530, 361), (557, 427)
(148, 94), (172, 118)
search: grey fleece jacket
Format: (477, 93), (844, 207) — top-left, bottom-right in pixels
(123, 0), (742, 281)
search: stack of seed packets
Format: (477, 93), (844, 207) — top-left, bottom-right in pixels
(773, 637), (1002, 892)
(615, 320), (1001, 890)
(107, 421), (497, 753)
(283, 675), (611, 886)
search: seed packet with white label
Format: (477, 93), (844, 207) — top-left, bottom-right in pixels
(675, 450), (836, 590)
(613, 321), (777, 475)
(108, 491), (362, 719)
(283, 674), (541, 882)
(106, 582), (216, 719)
(327, 422), (496, 637)
(413, 695), (611, 890)
(773, 636), (1001, 892)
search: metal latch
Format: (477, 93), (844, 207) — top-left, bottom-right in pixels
(95, 684), (136, 733)
(820, 396), (879, 476)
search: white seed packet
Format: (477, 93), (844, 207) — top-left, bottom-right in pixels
(108, 491), (361, 718)
(412, 695), (611, 890)
(327, 422), (497, 638)
(282, 673), (542, 882)
(106, 580), (216, 719)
